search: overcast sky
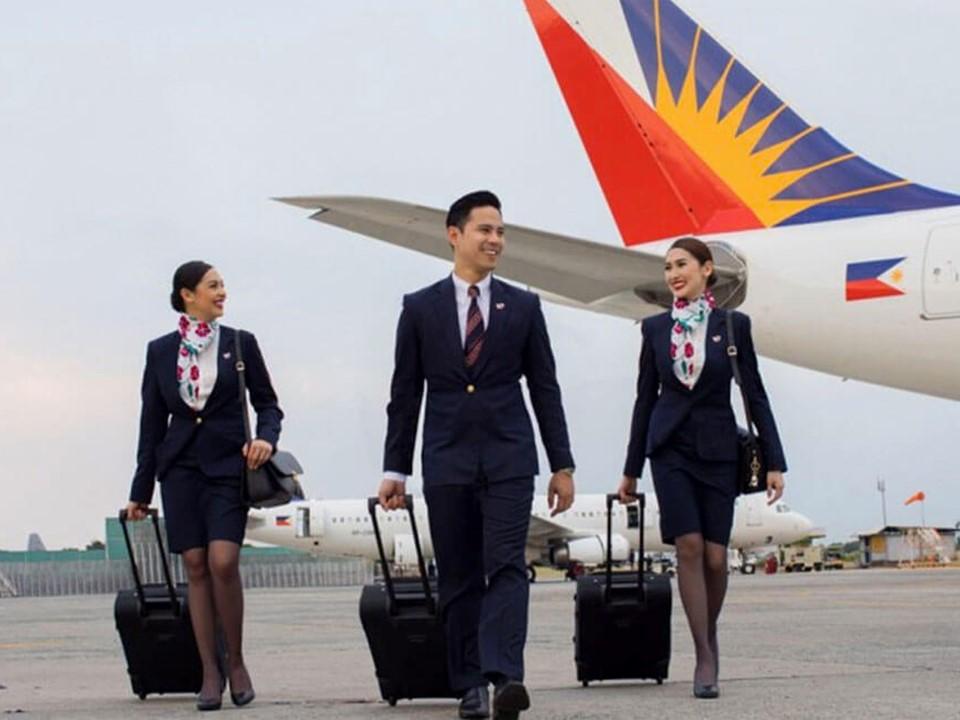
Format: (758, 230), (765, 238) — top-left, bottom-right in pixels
(2, 1), (959, 550)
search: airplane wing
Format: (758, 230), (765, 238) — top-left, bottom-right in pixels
(276, 196), (745, 318)
(525, 513), (597, 552)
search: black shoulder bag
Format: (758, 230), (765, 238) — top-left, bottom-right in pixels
(725, 312), (768, 495)
(235, 330), (304, 508)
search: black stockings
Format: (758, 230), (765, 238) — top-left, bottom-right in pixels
(181, 541), (252, 698)
(675, 533), (728, 686)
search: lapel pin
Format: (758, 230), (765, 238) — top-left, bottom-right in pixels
(711, 335), (722, 343)
(495, 302), (505, 310)
(223, 352), (232, 359)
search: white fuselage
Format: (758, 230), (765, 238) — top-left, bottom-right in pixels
(247, 493), (814, 567)
(674, 208), (960, 399)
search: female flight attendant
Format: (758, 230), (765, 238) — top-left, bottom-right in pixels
(617, 237), (786, 699)
(125, 261), (283, 711)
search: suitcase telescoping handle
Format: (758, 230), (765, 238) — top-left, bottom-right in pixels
(604, 492), (646, 603)
(118, 508), (179, 614)
(366, 496), (436, 616)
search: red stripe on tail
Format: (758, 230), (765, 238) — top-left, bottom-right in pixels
(526, 0), (762, 245)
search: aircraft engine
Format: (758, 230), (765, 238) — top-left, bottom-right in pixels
(551, 534), (630, 567)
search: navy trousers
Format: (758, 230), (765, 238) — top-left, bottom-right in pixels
(424, 477), (534, 692)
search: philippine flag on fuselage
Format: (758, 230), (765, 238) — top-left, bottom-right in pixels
(275, 516), (291, 527)
(845, 257), (907, 302)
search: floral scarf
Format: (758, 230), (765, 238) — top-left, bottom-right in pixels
(177, 314), (218, 410)
(670, 291), (716, 388)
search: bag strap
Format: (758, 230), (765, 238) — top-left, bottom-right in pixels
(725, 311), (758, 442)
(233, 329), (253, 445)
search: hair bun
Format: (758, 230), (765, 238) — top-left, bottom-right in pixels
(170, 260), (213, 312)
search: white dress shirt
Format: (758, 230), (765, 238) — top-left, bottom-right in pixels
(384, 272), (493, 483)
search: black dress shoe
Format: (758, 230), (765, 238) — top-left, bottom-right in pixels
(230, 688), (255, 707)
(693, 683), (720, 699)
(458, 685), (490, 719)
(492, 681), (530, 720)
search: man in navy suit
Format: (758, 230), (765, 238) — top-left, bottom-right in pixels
(378, 191), (575, 720)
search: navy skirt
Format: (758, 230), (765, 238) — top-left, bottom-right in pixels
(160, 462), (247, 554)
(649, 434), (737, 547)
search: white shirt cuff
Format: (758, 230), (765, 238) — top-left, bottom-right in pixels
(383, 471), (408, 483)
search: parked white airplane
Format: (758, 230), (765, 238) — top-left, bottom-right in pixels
(246, 493), (814, 574)
(278, 0), (960, 400)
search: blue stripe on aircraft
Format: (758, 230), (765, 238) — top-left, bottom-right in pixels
(754, 107), (808, 154)
(658, 0), (698, 104)
(738, 84), (782, 137)
(764, 128), (850, 175)
(778, 184), (960, 225)
(693, 30), (730, 110)
(621, 0), (660, 102)
(775, 157), (901, 200)
(719, 61), (758, 122)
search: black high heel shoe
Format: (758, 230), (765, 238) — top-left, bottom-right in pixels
(693, 682), (719, 699)
(196, 694), (222, 711)
(228, 665), (255, 708)
(196, 673), (226, 711)
(693, 658), (720, 699)
(230, 688), (256, 707)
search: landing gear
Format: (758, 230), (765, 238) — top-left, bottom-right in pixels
(526, 565), (537, 584)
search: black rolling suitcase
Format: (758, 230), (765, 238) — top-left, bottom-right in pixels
(359, 495), (457, 706)
(574, 493), (672, 686)
(114, 509), (206, 700)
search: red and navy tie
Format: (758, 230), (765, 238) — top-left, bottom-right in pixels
(464, 285), (485, 368)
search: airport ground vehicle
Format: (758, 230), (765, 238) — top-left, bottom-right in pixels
(781, 545), (824, 573)
(822, 549), (846, 570)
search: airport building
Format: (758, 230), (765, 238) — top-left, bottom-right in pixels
(857, 526), (958, 567)
(0, 517), (373, 598)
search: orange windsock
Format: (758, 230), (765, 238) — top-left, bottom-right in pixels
(904, 491), (926, 506)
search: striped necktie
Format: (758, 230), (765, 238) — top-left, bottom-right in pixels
(464, 285), (485, 368)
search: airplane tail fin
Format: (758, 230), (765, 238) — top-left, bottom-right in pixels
(525, 0), (960, 245)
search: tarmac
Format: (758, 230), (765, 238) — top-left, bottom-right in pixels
(1, 567), (958, 719)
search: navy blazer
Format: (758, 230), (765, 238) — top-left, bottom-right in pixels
(623, 309), (786, 478)
(384, 276), (574, 486)
(129, 327), (283, 504)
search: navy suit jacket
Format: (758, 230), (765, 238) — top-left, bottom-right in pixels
(623, 309), (786, 479)
(129, 327), (283, 504)
(384, 276), (574, 486)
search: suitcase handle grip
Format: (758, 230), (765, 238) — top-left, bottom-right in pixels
(366, 496), (436, 615)
(118, 508), (180, 615)
(604, 493), (646, 603)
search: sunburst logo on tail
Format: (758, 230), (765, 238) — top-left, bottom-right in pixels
(527, 0), (960, 243)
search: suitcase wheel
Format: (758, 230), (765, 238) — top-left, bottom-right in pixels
(581, 681), (589, 688)
(656, 678), (663, 685)
(388, 697), (398, 707)
(138, 693), (147, 700)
